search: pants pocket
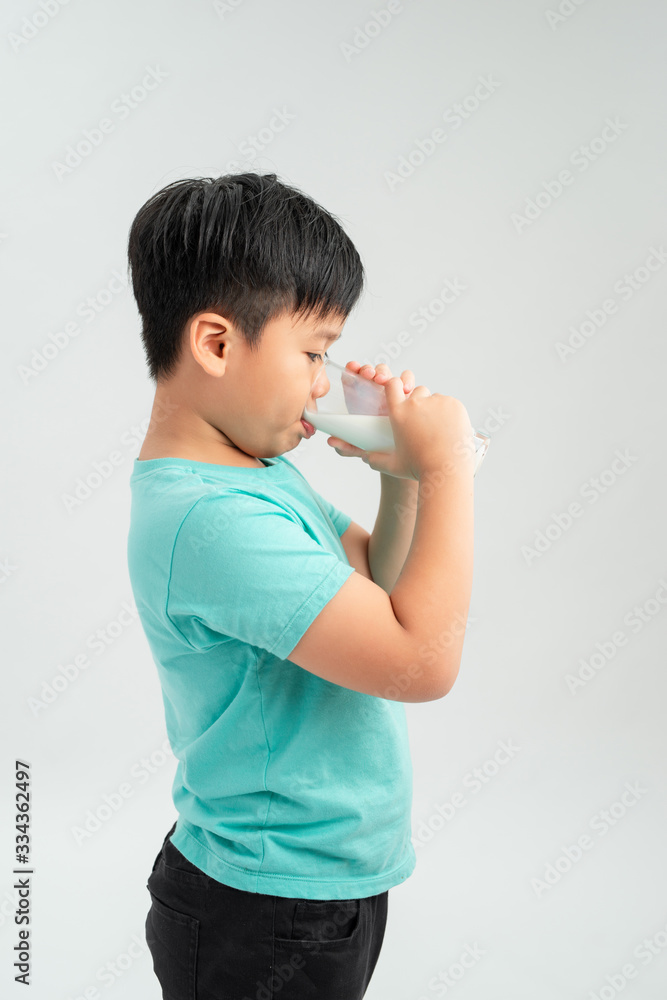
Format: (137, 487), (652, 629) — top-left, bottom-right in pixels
(145, 889), (199, 1000)
(275, 897), (362, 945)
(272, 897), (375, 1000)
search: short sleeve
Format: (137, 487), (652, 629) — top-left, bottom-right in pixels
(166, 492), (355, 659)
(276, 457), (351, 537)
(309, 488), (352, 537)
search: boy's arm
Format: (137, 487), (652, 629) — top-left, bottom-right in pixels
(340, 475), (419, 593)
(288, 462), (473, 702)
(367, 474), (419, 594)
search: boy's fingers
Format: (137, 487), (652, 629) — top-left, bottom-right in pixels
(382, 375), (407, 404)
(327, 438), (364, 456)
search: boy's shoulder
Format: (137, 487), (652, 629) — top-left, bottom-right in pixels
(128, 453), (312, 534)
(129, 452), (342, 535)
(129, 455), (293, 567)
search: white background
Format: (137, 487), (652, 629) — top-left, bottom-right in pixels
(2, 0), (667, 997)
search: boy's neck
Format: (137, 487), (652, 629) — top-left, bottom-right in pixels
(138, 430), (265, 468)
(139, 385), (266, 468)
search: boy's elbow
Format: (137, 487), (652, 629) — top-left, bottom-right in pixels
(388, 649), (461, 703)
(436, 664), (461, 699)
(419, 655), (462, 702)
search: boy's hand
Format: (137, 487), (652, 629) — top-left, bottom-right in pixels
(326, 361), (414, 461)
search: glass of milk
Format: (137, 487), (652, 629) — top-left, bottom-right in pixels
(303, 358), (490, 476)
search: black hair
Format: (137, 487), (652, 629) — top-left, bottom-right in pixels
(126, 172), (365, 383)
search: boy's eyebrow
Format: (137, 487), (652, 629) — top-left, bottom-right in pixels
(308, 329), (342, 343)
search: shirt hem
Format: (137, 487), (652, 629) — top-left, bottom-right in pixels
(169, 822), (417, 900)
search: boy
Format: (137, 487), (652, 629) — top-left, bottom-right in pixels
(126, 172), (475, 1000)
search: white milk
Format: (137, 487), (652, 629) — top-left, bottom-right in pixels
(304, 408), (491, 475)
(303, 409), (395, 452)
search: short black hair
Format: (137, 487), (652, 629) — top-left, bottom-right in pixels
(126, 172), (365, 383)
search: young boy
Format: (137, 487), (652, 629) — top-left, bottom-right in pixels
(126, 172), (475, 1000)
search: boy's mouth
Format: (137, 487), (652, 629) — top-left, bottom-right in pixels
(300, 418), (315, 438)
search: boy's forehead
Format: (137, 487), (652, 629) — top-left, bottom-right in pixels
(280, 307), (345, 341)
(299, 312), (345, 340)
(306, 326), (343, 343)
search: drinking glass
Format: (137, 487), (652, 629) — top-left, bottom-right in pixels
(303, 357), (490, 476)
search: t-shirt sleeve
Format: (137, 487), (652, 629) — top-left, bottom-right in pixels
(166, 492), (355, 659)
(276, 456), (351, 537)
(309, 487), (352, 537)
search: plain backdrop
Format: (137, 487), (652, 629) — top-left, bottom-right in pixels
(2, 0), (667, 997)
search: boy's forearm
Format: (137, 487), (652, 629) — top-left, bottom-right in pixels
(367, 474), (419, 594)
(388, 468), (474, 689)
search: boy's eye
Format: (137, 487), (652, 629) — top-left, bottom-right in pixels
(307, 351), (330, 363)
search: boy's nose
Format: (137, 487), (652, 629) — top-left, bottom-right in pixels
(312, 367), (330, 398)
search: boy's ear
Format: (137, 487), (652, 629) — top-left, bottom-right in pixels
(187, 312), (235, 377)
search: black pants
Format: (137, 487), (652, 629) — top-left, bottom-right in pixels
(145, 822), (389, 1000)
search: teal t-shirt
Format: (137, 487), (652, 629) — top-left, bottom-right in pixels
(127, 452), (416, 899)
